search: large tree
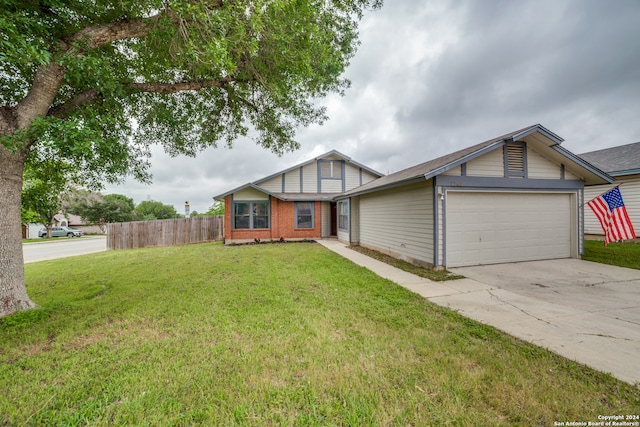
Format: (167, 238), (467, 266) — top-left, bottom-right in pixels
(0, 0), (381, 317)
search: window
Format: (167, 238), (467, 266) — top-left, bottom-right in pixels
(295, 202), (314, 229)
(320, 160), (342, 179)
(338, 200), (349, 231)
(233, 201), (270, 229)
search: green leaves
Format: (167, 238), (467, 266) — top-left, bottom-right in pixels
(134, 200), (180, 220)
(2, 0), (382, 187)
(21, 156), (75, 226)
(68, 192), (137, 226)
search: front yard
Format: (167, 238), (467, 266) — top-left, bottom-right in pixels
(583, 239), (640, 270)
(1, 242), (638, 425)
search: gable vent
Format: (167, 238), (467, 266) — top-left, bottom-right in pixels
(507, 145), (524, 172)
(504, 143), (527, 178)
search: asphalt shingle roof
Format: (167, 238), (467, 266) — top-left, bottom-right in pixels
(343, 125), (538, 196)
(579, 142), (640, 174)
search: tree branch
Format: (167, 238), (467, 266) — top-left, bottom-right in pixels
(48, 76), (256, 118)
(126, 76), (241, 94)
(61, 18), (155, 54)
(16, 63), (65, 128)
(60, 1), (228, 54)
(48, 89), (100, 119)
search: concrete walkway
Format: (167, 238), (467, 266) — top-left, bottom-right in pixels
(317, 239), (640, 386)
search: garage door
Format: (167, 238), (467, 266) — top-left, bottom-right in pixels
(446, 192), (572, 267)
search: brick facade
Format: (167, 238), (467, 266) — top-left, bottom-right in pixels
(224, 196), (323, 243)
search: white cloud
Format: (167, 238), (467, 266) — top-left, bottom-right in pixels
(106, 0), (640, 213)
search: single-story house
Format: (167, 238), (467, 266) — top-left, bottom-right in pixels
(578, 142), (640, 239)
(214, 150), (384, 243)
(54, 212), (103, 234)
(215, 124), (613, 268)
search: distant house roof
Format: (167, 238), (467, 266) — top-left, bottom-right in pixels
(54, 213), (88, 225)
(579, 141), (640, 176)
(342, 124), (613, 198)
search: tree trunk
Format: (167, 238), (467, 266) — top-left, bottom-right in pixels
(0, 145), (35, 317)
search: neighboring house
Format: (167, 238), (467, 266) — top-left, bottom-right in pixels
(54, 212), (103, 234)
(53, 212), (69, 227)
(215, 124), (613, 268)
(579, 142), (640, 239)
(214, 150), (383, 243)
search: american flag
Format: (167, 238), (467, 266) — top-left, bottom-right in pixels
(587, 186), (636, 246)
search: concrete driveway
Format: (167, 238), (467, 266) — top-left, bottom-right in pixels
(441, 259), (640, 385)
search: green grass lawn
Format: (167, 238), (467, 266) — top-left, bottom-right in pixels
(583, 239), (640, 270)
(350, 245), (464, 281)
(1, 243), (639, 425)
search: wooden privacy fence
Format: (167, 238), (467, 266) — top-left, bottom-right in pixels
(106, 216), (224, 250)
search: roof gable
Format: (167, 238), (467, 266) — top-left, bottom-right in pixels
(214, 150), (383, 200)
(344, 124), (612, 197)
(254, 149), (383, 186)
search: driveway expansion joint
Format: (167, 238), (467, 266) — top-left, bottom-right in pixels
(488, 290), (554, 325)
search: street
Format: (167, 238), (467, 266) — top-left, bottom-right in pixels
(23, 236), (107, 264)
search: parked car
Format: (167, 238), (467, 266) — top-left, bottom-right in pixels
(38, 227), (83, 238)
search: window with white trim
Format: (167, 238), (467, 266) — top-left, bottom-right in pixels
(233, 201), (270, 229)
(295, 202), (314, 229)
(320, 160), (342, 179)
(338, 200), (349, 231)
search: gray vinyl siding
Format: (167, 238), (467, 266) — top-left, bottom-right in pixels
(234, 187), (269, 201)
(321, 201), (331, 237)
(359, 180), (434, 265)
(321, 179), (342, 193)
(302, 164), (317, 192)
(350, 197), (360, 244)
(337, 229), (349, 242)
(565, 169), (579, 180)
(466, 147), (504, 177)
(345, 166), (361, 191)
(584, 175), (640, 235)
(258, 177), (281, 192)
(361, 170), (379, 185)
(337, 200), (350, 242)
(527, 147), (562, 179)
(284, 168), (301, 192)
(442, 165), (462, 176)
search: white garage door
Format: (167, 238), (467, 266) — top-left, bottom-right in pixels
(446, 192), (572, 267)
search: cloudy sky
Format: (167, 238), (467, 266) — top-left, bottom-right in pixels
(106, 0), (640, 215)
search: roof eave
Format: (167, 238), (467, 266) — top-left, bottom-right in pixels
(213, 183), (281, 201)
(608, 168), (640, 177)
(550, 145), (615, 184)
(339, 176), (427, 199)
(423, 140), (506, 180)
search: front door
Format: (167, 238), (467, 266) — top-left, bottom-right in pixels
(330, 202), (337, 236)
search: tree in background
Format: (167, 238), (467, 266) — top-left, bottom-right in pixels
(203, 201), (225, 216)
(69, 193), (136, 232)
(134, 200), (179, 221)
(0, 0), (381, 317)
(21, 159), (75, 238)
